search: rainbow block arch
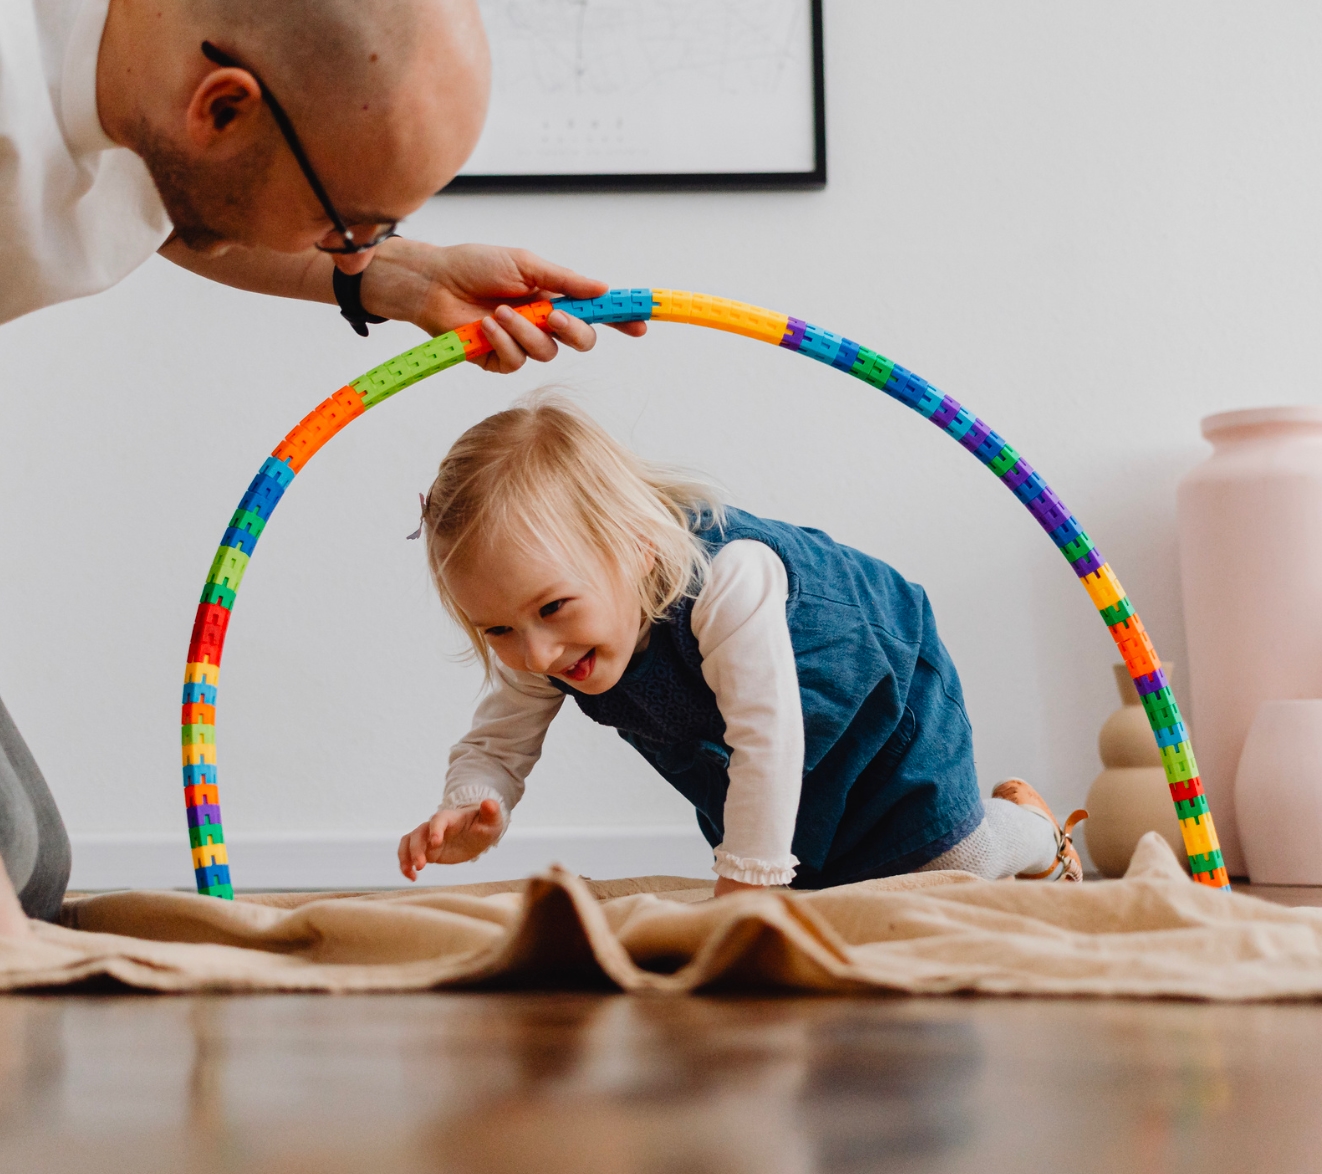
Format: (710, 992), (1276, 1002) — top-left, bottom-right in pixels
(182, 289), (1228, 896)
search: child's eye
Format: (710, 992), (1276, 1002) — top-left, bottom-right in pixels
(484, 626), (513, 637)
(539, 599), (567, 618)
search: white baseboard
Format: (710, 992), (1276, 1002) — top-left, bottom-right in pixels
(68, 826), (715, 892)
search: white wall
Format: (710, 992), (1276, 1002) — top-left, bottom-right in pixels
(3, 2), (1321, 887)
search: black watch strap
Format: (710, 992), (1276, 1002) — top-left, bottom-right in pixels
(332, 267), (388, 337)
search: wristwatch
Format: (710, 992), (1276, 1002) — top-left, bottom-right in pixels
(332, 267), (387, 337)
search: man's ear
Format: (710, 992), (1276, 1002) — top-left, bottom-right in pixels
(184, 68), (264, 149)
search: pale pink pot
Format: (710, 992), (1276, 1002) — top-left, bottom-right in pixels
(1177, 406), (1322, 876)
(1235, 700), (1322, 885)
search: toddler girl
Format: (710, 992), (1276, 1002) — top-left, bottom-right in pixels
(398, 396), (1085, 893)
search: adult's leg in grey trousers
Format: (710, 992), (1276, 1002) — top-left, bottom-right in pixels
(0, 694), (70, 921)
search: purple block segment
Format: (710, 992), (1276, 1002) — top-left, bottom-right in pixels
(1002, 458), (1035, 491)
(1029, 488), (1072, 532)
(931, 396), (961, 428)
(186, 803), (224, 828)
(1134, 667), (1169, 696)
(961, 418), (991, 452)
(780, 317), (806, 350)
(1070, 547), (1105, 577)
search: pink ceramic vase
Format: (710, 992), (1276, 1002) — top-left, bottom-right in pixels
(1235, 700), (1322, 885)
(1177, 406), (1322, 876)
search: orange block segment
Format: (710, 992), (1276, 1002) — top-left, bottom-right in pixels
(181, 703), (216, 726)
(1109, 613), (1160, 678)
(185, 783), (220, 807)
(272, 386), (366, 473)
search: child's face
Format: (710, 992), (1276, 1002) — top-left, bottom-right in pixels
(445, 535), (649, 694)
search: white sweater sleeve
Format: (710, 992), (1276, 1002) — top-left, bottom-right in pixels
(691, 540), (803, 885)
(442, 662), (565, 835)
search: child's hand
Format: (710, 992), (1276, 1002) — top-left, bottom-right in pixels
(713, 876), (770, 898)
(397, 799), (505, 881)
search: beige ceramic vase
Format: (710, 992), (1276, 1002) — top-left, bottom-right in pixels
(1177, 406), (1322, 877)
(1084, 665), (1186, 877)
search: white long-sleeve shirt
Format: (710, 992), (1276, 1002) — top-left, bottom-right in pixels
(443, 540), (804, 885)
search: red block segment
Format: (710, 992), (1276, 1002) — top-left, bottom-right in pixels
(181, 703), (216, 726)
(184, 782), (220, 807)
(272, 386), (365, 473)
(1169, 776), (1205, 803)
(187, 602), (231, 667)
(1108, 613), (1160, 678)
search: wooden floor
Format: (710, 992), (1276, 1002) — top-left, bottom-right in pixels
(2, 989), (1321, 1174)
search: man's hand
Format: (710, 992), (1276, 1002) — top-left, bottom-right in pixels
(398, 799), (505, 881)
(713, 876), (770, 899)
(360, 240), (647, 372)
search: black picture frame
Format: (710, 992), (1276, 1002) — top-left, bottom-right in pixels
(444, 0), (825, 194)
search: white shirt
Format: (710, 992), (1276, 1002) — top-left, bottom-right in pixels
(1, 0), (171, 326)
(444, 540), (806, 886)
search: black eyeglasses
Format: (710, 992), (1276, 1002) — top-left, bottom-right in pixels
(201, 41), (398, 255)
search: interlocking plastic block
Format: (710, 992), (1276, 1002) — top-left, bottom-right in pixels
(200, 882), (234, 899)
(206, 546), (249, 595)
(1188, 849), (1225, 876)
(832, 338), (862, 373)
(181, 723), (215, 746)
(192, 842), (228, 869)
(1081, 562), (1126, 610)
(182, 742), (217, 766)
(1174, 793), (1211, 821)
(184, 661), (220, 687)
(988, 445), (1020, 477)
(650, 291), (791, 345)
(798, 324), (845, 366)
(779, 316), (807, 350)
(195, 863), (231, 890)
(187, 601), (232, 666)
(182, 681), (217, 706)
(960, 418), (991, 453)
(1154, 721), (1188, 748)
(1029, 489), (1071, 532)
(915, 386), (943, 417)
(1060, 531), (1095, 562)
(1110, 613), (1159, 677)
(973, 429), (1008, 464)
(1013, 472), (1047, 506)
(946, 407), (976, 441)
(849, 347), (895, 391)
(1002, 458), (1035, 491)
(1195, 866), (1230, 889)
(929, 396), (961, 429)
(199, 581), (236, 610)
(1049, 516), (1086, 549)
(220, 525), (258, 557)
(1144, 688), (1181, 731)
(182, 763), (217, 788)
(189, 823), (225, 849)
(273, 386), (368, 473)
(1070, 548), (1106, 578)
(259, 456), (296, 488)
(554, 289), (653, 324)
(237, 470), (290, 522)
(185, 782), (220, 807)
(1133, 667), (1169, 697)
(882, 366), (929, 410)
(354, 331), (469, 408)
(227, 507), (267, 541)
(1161, 740), (1197, 782)
(181, 702), (216, 727)
(1179, 813), (1220, 857)
(1169, 776), (1204, 804)
(186, 802), (222, 827)
(1099, 596), (1135, 626)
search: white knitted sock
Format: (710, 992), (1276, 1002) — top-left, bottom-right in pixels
(917, 798), (1059, 879)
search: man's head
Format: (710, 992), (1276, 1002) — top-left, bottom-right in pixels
(101, 0), (490, 264)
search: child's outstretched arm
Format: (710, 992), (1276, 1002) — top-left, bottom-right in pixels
(398, 799), (505, 881)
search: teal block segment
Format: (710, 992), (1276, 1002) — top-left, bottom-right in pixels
(915, 387), (942, 417)
(1099, 596), (1135, 626)
(798, 324), (845, 366)
(946, 407), (976, 441)
(259, 456), (296, 487)
(1175, 794), (1211, 821)
(554, 289), (653, 323)
(200, 581), (236, 609)
(989, 445), (1019, 477)
(1154, 721), (1188, 748)
(354, 332), (468, 408)
(849, 348), (895, 390)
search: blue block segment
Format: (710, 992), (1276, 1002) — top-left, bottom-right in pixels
(1013, 471), (1047, 504)
(182, 682), (218, 705)
(799, 324), (844, 366)
(259, 456), (296, 487)
(183, 763), (218, 787)
(973, 429), (1007, 464)
(195, 864), (231, 889)
(831, 338), (862, 372)
(238, 470), (290, 521)
(1155, 722), (1188, 748)
(883, 367), (928, 409)
(554, 289), (653, 324)
(1049, 516), (1086, 549)
(220, 526), (258, 556)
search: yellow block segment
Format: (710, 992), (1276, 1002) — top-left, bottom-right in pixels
(182, 742), (217, 766)
(185, 662), (220, 686)
(1179, 813), (1220, 857)
(1082, 563), (1125, 610)
(192, 842), (228, 868)
(651, 289), (790, 345)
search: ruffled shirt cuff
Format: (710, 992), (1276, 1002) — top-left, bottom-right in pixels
(440, 783), (510, 850)
(713, 847), (798, 887)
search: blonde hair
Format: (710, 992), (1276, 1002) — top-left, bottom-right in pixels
(422, 393), (724, 674)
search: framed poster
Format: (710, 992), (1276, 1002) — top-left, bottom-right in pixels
(446, 0), (825, 192)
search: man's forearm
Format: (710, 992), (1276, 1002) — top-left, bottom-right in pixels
(159, 235), (338, 304)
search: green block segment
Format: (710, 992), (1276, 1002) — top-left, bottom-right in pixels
(1141, 686), (1180, 730)
(228, 508), (267, 540)
(1062, 532), (1095, 562)
(200, 581), (236, 609)
(353, 331), (468, 408)
(1161, 741), (1197, 782)
(849, 347), (895, 390)
(1189, 849), (1225, 875)
(1100, 596), (1135, 626)
(200, 883), (235, 899)
(1174, 794), (1210, 821)
(989, 445), (1019, 477)
(182, 724), (215, 746)
(207, 546), (250, 592)
(189, 824), (225, 848)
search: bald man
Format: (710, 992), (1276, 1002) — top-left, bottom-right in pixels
(0, 0), (642, 923)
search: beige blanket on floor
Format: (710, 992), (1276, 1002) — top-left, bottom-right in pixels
(3, 834), (1321, 999)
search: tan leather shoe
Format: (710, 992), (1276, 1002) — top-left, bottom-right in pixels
(991, 778), (1088, 882)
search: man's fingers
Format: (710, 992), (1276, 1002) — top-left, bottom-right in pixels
(514, 254), (608, 300)
(609, 320), (648, 338)
(545, 309), (597, 353)
(496, 306), (561, 362)
(475, 316), (529, 373)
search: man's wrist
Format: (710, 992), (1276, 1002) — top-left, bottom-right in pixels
(357, 238), (439, 328)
